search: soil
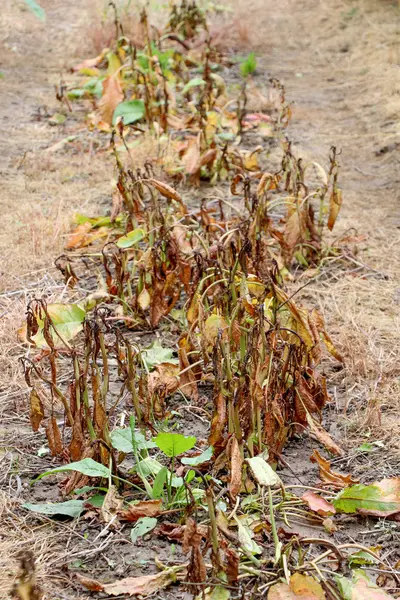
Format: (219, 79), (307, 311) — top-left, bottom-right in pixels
(1, 0), (399, 599)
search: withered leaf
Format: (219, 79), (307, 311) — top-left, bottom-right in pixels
(46, 417), (63, 456)
(101, 485), (123, 525)
(310, 449), (357, 489)
(29, 388), (45, 432)
(307, 415), (344, 457)
(78, 567), (182, 596)
(328, 187), (343, 231)
(118, 499), (162, 522)
(302, 491), (336, 517)
(99, 75), (123, 125)
(228, 436), (243, 501)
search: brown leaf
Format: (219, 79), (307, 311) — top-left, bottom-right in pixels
(69, 413), (84, 461)
(311, 449), (358, 489)
(147, 178), (185, 208)
(98, 75), (123, 125)
(183, 518), (206, 587)
(307, 415), (344, 456)
(101, 485), (123, 525)
(76, 574), (104, 592)
(147, 363), (180, 397)
(78, 568), (181, 597)
(178, 337), (198, 401)
(46, 417), (63, 456)
(72, 51), (107, 72)
(29, 388), (44, 432)
(209, 392), (227, 450)
(228, 436), (243, 501)
(302, 491), (336, 516)
(150, 271), (180, 327)
(328, 187), (343, 231)
(118, 499), (162, 522)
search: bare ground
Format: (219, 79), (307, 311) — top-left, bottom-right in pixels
(1, 0), (399, 598)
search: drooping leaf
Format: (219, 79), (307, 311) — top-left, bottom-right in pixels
(131, 517), (158, 543)
(23, 500), (84, 518)
(24, 0), (45, 21)
(302, 491), (336, 516)
(99, 75), (123, 125)
(101, 485), (123, 524)
(30, 303), (86, 349)
(141, 341), (179, 370)
(234, 517), (262, 555)
(229, 436), (243, 500)
(155, 432), (196, 458)
(112, 99), (145, 125)
(36, 457), (110, 481)
(245, 455), (282, 487)
(181, 446), (213, 466)
(328, 187), (343, 231)
(116, 228), (146, 249)
(29, 388), (45, 432)
(333, 478), (400, 518)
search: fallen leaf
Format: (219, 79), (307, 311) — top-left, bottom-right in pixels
(269, 573), (326, 599)
(78, 566), (182, 596)
(333, 478), (400, 520)
(302, 491), (336, 516)
(245, 455), (282, 487)
(119, 499), (162, 522)
(336, 571), (395, 600)
(311, 449), (358, 489)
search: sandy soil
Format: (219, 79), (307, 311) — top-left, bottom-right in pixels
(0, 0), (399, 598)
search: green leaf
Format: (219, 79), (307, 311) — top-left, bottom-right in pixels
(141, 341), (178, 370)
(348, 549), (379, 567)
(240, 52), (257, 78)
(112, 99), (145, 125)
(131, 516), (158, 543)
(135, 457), (164, 477)
(182, 78), (206, 95)
(155, 433), (196, 458)
(24, 0), (45, 21)
(181, 446), (213, 466)
(152, 466), (168, 499)
(86, 493), (105, 508)
(23, 500), (83, 518)
(333, 479), (400, 515)
(36, 458), (110, 481)
(234, 516), (262, 555)
(245, 456), (282, 487)
(335, 570), (395, 600)
(116, 227), (146, 248)
(31, 303), (86, 349)
(111, 428), (156, 453)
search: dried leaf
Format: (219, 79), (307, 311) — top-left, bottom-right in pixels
(118, 499), (162, 522)
(328, 187), (343, 230)
(302, 491), (336, 516)
(46, 417), (63, 456)
(148, 178), (185, 207)
(99, 75), (123, 125)
(29, 388), (45, 432)
(228, 437), (243, 500)
(101, 485), (123, 525)
(78, 567), (182, 596)
(311, 449), (358, 489)
(147, 363), (180, 397)
(307, 415), (344, 456)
